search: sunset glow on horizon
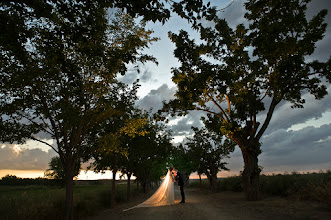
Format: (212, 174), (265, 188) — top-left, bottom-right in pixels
(2, 168), (329, 181)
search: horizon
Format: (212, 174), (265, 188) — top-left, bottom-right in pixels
(1, 168), (329, 181)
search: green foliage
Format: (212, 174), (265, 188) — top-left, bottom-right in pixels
(214, 171), (331, 204)
(259, 171), (331, 203)
(218, 176), (243, 192)
(171, 144), (196, 182)
(125, 116), (174, 191)
(88, 109), (151, 177)
(183, 116), (235, 191)
(44, 156), (80, 185)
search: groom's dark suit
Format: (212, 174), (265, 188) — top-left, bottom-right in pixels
(176, 171), (185, 203)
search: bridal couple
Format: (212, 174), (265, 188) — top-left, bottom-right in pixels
(171, 167), (186, 204)
(124, 167), (185, 211)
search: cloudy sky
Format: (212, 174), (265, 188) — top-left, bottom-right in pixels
(1, 0), (330, 179)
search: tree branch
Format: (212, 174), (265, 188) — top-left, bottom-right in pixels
(255, 97), (280, 140)
(25, 116), (54, 136)
(196, 107), (224, 120)
(31, 136), (58, 153)
(259, 86), (270, 101)
(225, 94), (231, 116)
(206, 93), (229, 121)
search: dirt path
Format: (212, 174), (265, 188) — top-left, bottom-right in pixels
(89, 188), (330, 220)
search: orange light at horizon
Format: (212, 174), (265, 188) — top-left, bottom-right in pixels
(0, 170), (44, 179)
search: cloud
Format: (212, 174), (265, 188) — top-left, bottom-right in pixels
(0, 143), (56, 171)
(216, 0), (248, 28)
(117, 69), (138, 85)
(168, 112), (205, 137)
(139, 69), (154, 83)
(223, 123), (331, 174)
(261, 86), (331, 134)
(261, 124), (331, 156)
(136, 84), (177, 112)
(117, 65), (156, 85)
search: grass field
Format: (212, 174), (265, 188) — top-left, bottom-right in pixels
(0, 181), (139, 220)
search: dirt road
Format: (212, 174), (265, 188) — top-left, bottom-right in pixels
(89, 187), (330, 220)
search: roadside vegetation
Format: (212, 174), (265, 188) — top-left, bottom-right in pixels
(1, 170), (330, 219)
(0, 178), (143, 220)
(190, 170), (331, 205)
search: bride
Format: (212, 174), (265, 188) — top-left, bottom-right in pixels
(123, 169), (175, 211)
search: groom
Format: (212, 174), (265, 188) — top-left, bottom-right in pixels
(174, 168), (185, 203)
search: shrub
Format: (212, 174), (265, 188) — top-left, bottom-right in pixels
(218, 176), (243, 192)
(191, 170), (331, 204)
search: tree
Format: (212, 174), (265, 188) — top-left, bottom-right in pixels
(0, 1), (158, 219)
(45, 156), (80, 186)
(170, 144), (196, 187)
(127, 117), (173, 193)
(160, 0), (330, 200)
(87, 90), (148, 207)
(185, 121), (235, 192)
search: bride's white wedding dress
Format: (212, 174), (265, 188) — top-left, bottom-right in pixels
(123, 170), (175, 211)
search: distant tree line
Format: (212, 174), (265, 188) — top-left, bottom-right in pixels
(0, 175), (60, 186)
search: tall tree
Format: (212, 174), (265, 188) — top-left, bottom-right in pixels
(185, 121), (235, 192)
(127, 117), (173, 193)
(87, 90), (148, 207)
(160, 0), (330, 200)
(0, 1), (158, 218)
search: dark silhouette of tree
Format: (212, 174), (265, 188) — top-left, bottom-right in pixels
(45, 156), (80, 186)
(86, 90), (148, 207)
(0, 2), (158, 218)
(127, 117), (173, 194)
(185, 119), (235, 192)
(171, 144), (196, 187)
(159, 0), (330, 200)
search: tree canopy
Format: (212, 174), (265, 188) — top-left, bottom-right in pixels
(0, 1), (160, 218)
(160, 0), (330, 200)
(186, 124), (235, 192)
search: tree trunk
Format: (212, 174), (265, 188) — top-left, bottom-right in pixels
(211, 169), (218, 193)
(185, 177), (189, 187)
(65, 162), (74, 220)
(205, 171), (212, 190)
(199, 174), (202, 191)
(127, 173), (131, 201)
(240, 143), (262, 201)
(142, 181), (146, 193)
(146, 180), (150, 193)
(111, 169), (117, 207)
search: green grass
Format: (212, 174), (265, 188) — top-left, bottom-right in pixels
(0, 181), (139, 220)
